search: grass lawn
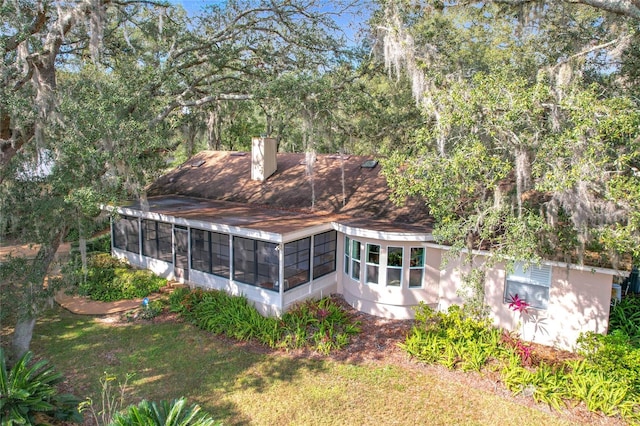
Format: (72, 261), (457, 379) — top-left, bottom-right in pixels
(29, 308), (579, 426)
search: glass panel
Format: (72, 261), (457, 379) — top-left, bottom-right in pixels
(191, 229), (211, 273)
(285, 237), (311, 290)
(344, 236), (350, 275)
(211, 232), (230, 277)
(157, 222), (173, 262)
(410, 247), (425, 267)
(256, 240), (279, 291)
(114, 216), (139, 254)
(388, 268), (402, 287)
(142, 220), (158, 258)
(504, 280), (549, 310)
(233, 237), (255, 285)
(313, 231), (336, 279)
(350, 240), (361, 280)
(409, 269), (424, 288)
(367, 244), (379, 264)
(388, 247), (403, 267)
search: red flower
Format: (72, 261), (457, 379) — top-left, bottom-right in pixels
(508, 294), (530, 314)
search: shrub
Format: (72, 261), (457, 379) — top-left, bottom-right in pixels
(399, 303), (504, 370)
(608, 295), (640, 344)
(0, 348), (82, 424)
(171, 289), (360, 354)
(111, 397), (221, 426)
(72, 253), (167, 302)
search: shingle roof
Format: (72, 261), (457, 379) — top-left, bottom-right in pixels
(144, 151), (434, 234)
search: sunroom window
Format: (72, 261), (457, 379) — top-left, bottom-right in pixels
(344, 236), (350, 275)
(113, 216), (139, 254)
(313, 230), (336, 279)
(387, 247), (403, 287)
(142, 220), (172, 262)
(366, 244), (380, 284)
(504, 262), (552, 310)
(409, 247), (425, 288)
(284, 237), (310, 290)
(351, 240), (361, 281)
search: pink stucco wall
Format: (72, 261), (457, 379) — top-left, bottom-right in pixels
(439, 252), (614, 351)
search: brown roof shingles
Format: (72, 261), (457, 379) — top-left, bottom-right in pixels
(143, 151), (433, 235)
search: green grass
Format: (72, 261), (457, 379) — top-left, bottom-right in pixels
(29, 308), (577, 426)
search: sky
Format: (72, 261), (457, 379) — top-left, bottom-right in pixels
(167, 0), (372, 46)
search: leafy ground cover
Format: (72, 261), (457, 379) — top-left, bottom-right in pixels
(17, 301), (625, 426)
(400, 301), (640, 424)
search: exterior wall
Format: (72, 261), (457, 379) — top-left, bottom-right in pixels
(438, 250), (614, 351)
(341, 235), (440, 319)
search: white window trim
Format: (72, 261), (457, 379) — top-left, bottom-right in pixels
(504, 262), (552, 310)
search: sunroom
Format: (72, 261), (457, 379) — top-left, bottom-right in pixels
(110, 196), (342, 315)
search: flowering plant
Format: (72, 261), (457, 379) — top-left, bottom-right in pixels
(508, 294), (530, 314)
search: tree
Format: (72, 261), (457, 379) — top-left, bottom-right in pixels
(374, 1), (640, 278)
(0, 0), (361, 360)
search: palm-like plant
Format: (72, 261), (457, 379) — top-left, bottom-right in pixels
(110, 397), (220, 426)
(0, 348), (82, 424)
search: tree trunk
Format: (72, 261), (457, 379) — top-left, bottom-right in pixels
(10, 228), (66, 361)
(10, 317), (36, 364)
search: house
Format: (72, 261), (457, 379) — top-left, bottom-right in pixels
(110, 137), (623, 350)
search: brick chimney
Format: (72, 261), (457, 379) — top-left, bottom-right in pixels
(251, 137), (277, 181)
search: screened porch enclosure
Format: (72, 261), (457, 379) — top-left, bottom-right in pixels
(111, 215), (338, 313)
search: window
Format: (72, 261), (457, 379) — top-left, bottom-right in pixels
(113, 216), (139, 254)
(350, 240), (361, 280)
(284, 237), (310, 290)
(366, 244), (380, 284)
(344, 236), (350, 275)
(504, 262), (552, 310)
(409, 247), (425, 288)
(142, 220), (172, 262)
(387, 247), (403, 287)
(233, 237), (278, 291)
(211, 232), (230, 278)
(191, 229), (211, 273)
(313, 231), (336, 279)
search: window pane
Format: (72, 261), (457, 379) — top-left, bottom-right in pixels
(211, 232), (230, 277)
(410, 247), (425, 267)
(191, 229), (211, 273)
(313, 231), (336, 279)
(388, 268), (402, 286)
(367, 244), (380, 264)
(344, 236), (350, 275)
(504, 280), (550, 310)
(351, 259), (360, 280)
(142, 220), (157, 258)
(233, 237), (255, 285)
(285, 238), (311, 290)
(409, 269), (424, 288)
(256, 241), (279, 291)
(388, 247), (403, 267)
(114, 216), (139, 254)
(157, 223), (173, 262)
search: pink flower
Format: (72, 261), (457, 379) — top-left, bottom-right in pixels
(508, 294), (530, 314)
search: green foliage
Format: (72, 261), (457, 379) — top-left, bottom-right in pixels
(111, 397), (221, 426)
(608, 296), (640, 343)
(0, 348), (82, 424)
(170, 289), (360, 354)
(399, 304), (504, 371)
(79, 373), (132, 426)
(399, 302), (640, 421)
(71, 253), (167, 302)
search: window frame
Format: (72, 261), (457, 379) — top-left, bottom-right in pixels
(350, 239), (361, 281)
(409, 247), (425, 289)
(233, 236), (278, 291)
(313, 230), (337, 279)
(284, 237), (311, 290)
(113, 215), (140, 254)
(386, 246), (403, 287)
(365, 243), (380, 285)
(504, 262), (552, 310)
